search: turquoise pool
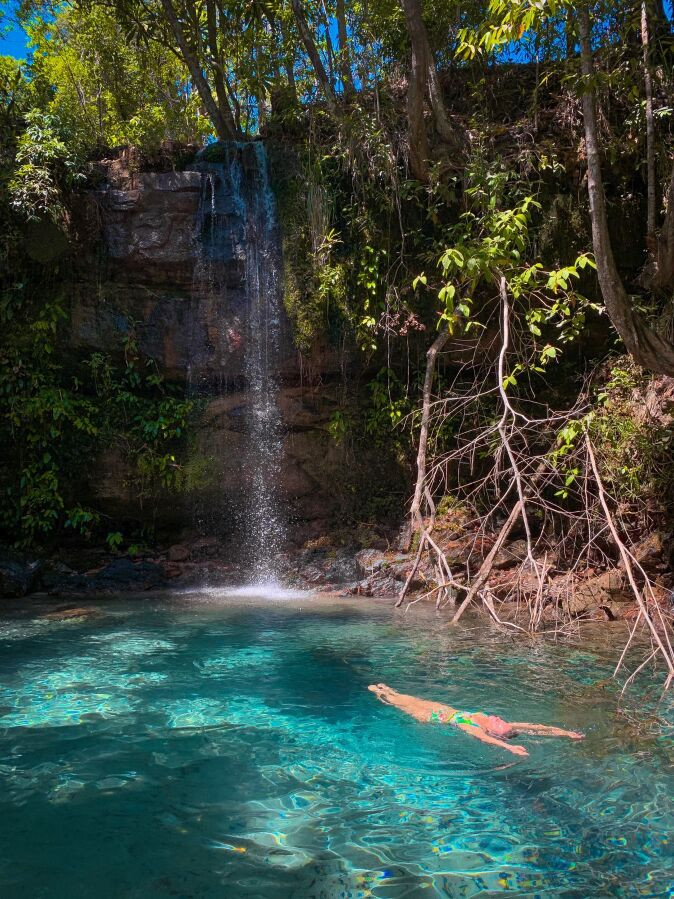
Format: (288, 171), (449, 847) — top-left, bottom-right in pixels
(0, 593), (672, 897)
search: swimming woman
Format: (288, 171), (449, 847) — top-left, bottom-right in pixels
(368, 684), (584, 757)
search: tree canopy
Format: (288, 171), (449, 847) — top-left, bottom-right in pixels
(2, 0), (674, 550)
(4, 3), (672, 352)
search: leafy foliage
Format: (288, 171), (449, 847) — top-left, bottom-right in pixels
(2, 0), (674, 545)
(591, 361), (674, 512)
(8, 110), (82, 224)
(26, 3), (211, 152)
(0, 294), (197, 545)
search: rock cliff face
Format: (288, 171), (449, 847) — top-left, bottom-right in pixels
(68, 146), (352, 544)
(72, 155), (301, 385)
(98, 170), (203, 283)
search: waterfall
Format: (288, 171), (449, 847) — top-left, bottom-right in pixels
(191, 142), (285, 582)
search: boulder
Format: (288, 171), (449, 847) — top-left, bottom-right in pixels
(294, 547), (359, 586)
(441, 534), (494, 567)
(548, 569), (632, 617)
(189, 536), (221, 558)
(61, 558), (166, 593)
(0, 549), (43, 598)
(489, 565), (543, 600)
(168, 544), (190, 562)
(397, 522), (413, 553)
(624, 532), (667, 573)
(573, 569), (631, 609)
(492, 539), (534, 569)
(322, 551), (359, 584)
(349, 573), (399, 597)
(635, 376), (674, 427)
(40, 561), (77, 593)
(355, 549), (388, 577)
(162, 561), (184, 579)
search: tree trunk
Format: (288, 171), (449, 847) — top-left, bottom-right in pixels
(160, 0), (236, 141)
(278, 18), (298, 105)
(224, 71), (242, 133)
(319, 0), (336, 89)
(290, 0), (338, 113)
(642, 2), (657, 238)
(578, 6), (674, 375)
(652, 162), (674, 291)
(410, 330), (449, 529)
(399, 0), (431, 180)
(205, 0), (240, 138)
(284, 52), (298, 105)
(406, 36), (430, 180)
(399, 0), (464, 154)
(426, 58), (462, 149)
(336, 0), (354, 95)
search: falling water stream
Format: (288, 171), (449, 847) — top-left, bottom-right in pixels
(191, 143), (285, 584)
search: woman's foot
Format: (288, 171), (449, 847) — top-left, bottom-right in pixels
(368, 683), (398, 705)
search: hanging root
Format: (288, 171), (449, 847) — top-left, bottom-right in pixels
(585, 434), (674, 690)
(396, 527), (429, 608)
(400, 272), (674, 689)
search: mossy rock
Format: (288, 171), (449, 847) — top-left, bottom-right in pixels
(197, 142), (233, 163)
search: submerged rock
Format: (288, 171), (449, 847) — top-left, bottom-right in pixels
(42, 606), (104, 621)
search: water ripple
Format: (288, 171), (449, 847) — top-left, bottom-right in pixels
(0, 596), (671, 898)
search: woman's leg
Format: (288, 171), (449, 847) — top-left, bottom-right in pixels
(368, 684), (455, 723)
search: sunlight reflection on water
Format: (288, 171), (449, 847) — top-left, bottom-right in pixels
(0, 594), (671, 897)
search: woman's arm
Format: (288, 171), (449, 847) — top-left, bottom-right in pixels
(457, 724), (529, 756)
(508, 723), (584, 739)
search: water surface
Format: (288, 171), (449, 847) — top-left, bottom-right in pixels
(0, 594), (672, 897)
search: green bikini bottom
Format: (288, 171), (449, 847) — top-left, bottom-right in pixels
(428, 709), (479, 727)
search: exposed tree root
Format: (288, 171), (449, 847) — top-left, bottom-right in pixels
(585, 434), (674, 689)
(401, 272), (674, 691)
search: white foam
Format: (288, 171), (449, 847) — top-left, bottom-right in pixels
(176, 584), (310, 602)
(223, 584), (308, 600)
